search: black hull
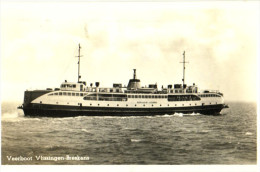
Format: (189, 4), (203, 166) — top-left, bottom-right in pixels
(22, 103), (225, 117)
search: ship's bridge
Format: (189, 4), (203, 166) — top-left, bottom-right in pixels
(60, 81), (86, 92)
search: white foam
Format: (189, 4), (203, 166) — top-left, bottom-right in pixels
(1, 112), (24, 122)
(131, 139), (142, 142)
(245, 132), (253, 135)
(173, 113), (184, 117)
(81, 129), (89, 133)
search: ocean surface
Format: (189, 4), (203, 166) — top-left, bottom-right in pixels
(1, 101), (257, 165)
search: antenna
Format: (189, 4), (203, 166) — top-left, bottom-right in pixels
(180, 51), (189, 88)
(133, 69), (136, 79)
(76, 44), (83, 83)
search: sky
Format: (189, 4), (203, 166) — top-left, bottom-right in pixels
(1, 1), (259, 102)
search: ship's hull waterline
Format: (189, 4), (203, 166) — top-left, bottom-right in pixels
(23, 103), (225, 117)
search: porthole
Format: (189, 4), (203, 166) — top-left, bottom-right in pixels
(117, 104), (119, 106)
(126, 104), (128, 107)
(143, 104), (145, 107)
(152, 104), (153, 107)
(90, 103), (92, 106)
(160, 104), (162, 106)
(182, 104), (184, 106)
(98, 104), (100, 106)
(135, 104), (137, 106)
(107, 104), (109, 106)
(168, 104), (169, 106)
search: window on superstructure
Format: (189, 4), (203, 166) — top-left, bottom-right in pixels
(80, 93), (83, 96)
(72, 93), (75, 96)
(48, 93), (53, 96)
(54, 93), (58, 96)
(148, 95), (151, 99)
(76, 93), (79, 96)
(135, 95), (138, 98)
(73, 85), (76, 88)
(145, 95), (148, 98)
(138, 95), (141, 98)
(68, 92), (71, 96)
(63, 92), (67, 96)
(152, 95), (155, 98)
(59, 92), (62, 96)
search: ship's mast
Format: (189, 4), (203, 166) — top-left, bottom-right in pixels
(77, 44), (83, 83)
(180, 51), (189, 88)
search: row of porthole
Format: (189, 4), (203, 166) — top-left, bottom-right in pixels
(86, 102), (218, 107)
(53, 102), (217, 106)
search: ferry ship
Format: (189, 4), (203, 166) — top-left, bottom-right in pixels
(19, 44), (228, 117)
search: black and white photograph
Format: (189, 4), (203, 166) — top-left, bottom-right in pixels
(1, 0), (259, 172)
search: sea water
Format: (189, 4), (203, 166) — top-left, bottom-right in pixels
(1, 102), (256, 165)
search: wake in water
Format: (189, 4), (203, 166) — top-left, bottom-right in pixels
(172, 112), (202, 117)
(1, 111), (25, 122)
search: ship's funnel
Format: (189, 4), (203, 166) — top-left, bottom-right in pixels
(127, 69), (141, 90)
